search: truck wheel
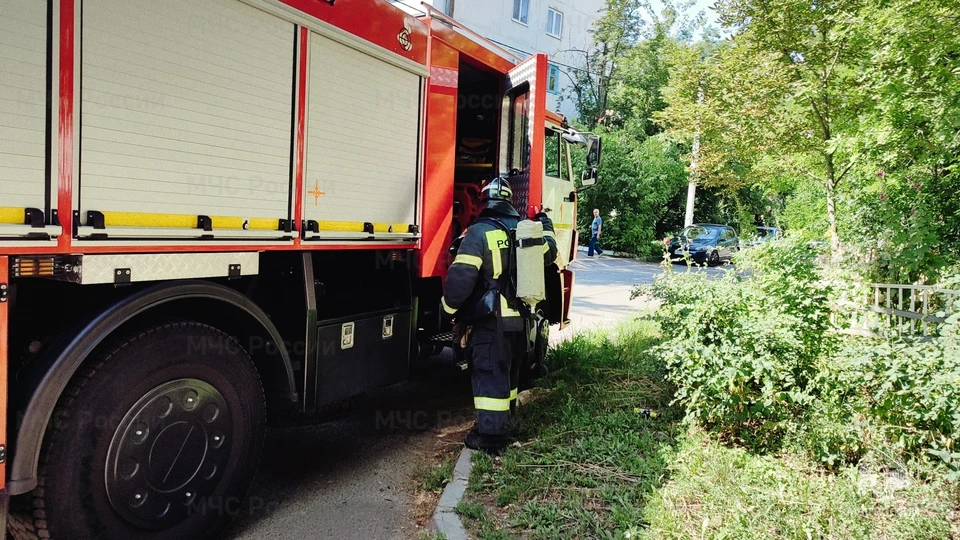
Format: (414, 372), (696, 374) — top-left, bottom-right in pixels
(10, 322), (266, 540)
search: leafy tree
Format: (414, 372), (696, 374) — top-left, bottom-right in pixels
(567, 0), (647, 128)
(570, 0), (721, 252)
(577, 130), (690, 256)
(851, 0), (960, 279)
(567, 0), (706, 129)
(661, 0), (871, 254)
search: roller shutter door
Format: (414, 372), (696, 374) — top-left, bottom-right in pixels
(304, 33), (421, 238)
(0, 0), (47, 225)
(78, 0), (295, 233)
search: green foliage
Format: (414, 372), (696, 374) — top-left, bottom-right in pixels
(657, 0), (960, 273)
(577, 131), (691, 256)
(645, 238), (960, 480)
(645, 237), (834, 450)
(779, 179), (829, 239)
(822, 315), (960, 478)
(568, 0), (707, 129)
(837, 173), (957, 284)
(458, 311), (959, 538)
(567, 0), (647, 128)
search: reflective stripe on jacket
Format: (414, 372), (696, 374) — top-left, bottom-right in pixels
(442, 210), (558, 323)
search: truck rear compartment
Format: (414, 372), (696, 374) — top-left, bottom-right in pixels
(452, 61), (501, 239)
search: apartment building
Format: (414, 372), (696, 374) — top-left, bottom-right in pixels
(398, 0), (605, 121)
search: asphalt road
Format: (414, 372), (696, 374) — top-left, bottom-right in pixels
(223, 255), (716, 540)
(557, 253), (725, 339)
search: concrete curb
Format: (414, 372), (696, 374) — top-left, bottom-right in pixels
(430, 448), (473, 540)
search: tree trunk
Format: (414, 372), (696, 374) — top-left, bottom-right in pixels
(825, 152), (840, 255)
(684, 181), (697, 227)
(684, 82), (705, 228)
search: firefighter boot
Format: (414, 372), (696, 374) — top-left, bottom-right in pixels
(465, 427), (507, 454)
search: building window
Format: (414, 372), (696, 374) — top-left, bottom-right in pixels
(546, 8), (563, 38)
(436, 0), (453, 15)
(512, 0), (528, 25)
(547, 64), (560, 94)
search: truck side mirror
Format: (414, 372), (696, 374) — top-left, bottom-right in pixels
(586, 136), (602, 168)
(581, 168), (598, 187)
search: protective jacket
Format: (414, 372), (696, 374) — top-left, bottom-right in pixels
(442, 204), (558, 331)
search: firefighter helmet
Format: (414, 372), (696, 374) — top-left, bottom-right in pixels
(480, 177), (513, 203)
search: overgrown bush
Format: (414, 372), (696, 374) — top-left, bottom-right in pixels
(643, 238), (834, 451)
(643, 237), (960, 480)
(822, 314), (960, 479)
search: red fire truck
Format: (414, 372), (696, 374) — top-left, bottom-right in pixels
(0, 0), (599, 537)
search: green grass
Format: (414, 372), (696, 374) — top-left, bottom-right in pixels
(641, 431), (957, 539)
(415, 457), (455, 494)
(455, 500), (513, 539)
(460, 320), (959, 539)
(464, 321), (683, 538)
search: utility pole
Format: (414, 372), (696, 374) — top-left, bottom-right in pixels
(684, 82), (704, 227)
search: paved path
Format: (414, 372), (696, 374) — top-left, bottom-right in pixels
(223, 365), (474, 540)
(562, 256), (660, 334)
(223, 255), (710, 540)
(558, 255), (723, 339)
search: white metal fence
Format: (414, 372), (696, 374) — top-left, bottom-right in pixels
(832, 283), (960, 338)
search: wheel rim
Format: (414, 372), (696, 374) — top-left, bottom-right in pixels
(105, 378), (233, 529)
(711, 251), (720, 264)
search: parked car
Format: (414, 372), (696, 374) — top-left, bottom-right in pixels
(668, 224), (740, 265)
(743, 226), (782, 247)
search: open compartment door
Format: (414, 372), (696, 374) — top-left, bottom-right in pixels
(498, 54), (548, 214)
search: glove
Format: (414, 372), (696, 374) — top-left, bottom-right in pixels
(440, 301), (455, 326)
(534, 212), (554, 230)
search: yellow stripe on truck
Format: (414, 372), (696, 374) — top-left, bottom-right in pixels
(99, 211), (280, 230)
(316, 221), (414, 233)
(316, 221), (366, 233)
(0, 207), (25, 224)
(371, 223), (413, 233)
(210, 216), (279, 231)
(101, 212), (195, 229)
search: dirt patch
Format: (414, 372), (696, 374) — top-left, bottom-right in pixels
(408, 415), (475, 536)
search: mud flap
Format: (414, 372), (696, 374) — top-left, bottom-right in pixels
(544, 264), (564, 324)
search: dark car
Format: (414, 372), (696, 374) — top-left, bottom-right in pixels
(744, 226), (782, 247)
(668, 224), (740, 265)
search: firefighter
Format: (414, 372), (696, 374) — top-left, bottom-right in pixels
(441, 177), (558, 453)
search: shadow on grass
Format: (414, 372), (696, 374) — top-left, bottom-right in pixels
(460, 320), (684, 539)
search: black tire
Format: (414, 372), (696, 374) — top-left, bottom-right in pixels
(9, 322), (266, 540)
(709, 250), (721, 266)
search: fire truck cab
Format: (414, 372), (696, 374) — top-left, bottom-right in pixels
(0, 0), (597, 537)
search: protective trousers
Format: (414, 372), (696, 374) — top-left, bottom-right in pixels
(470, 320), (525, 436)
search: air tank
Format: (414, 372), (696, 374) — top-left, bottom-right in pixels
(515, 219), (546, 307)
